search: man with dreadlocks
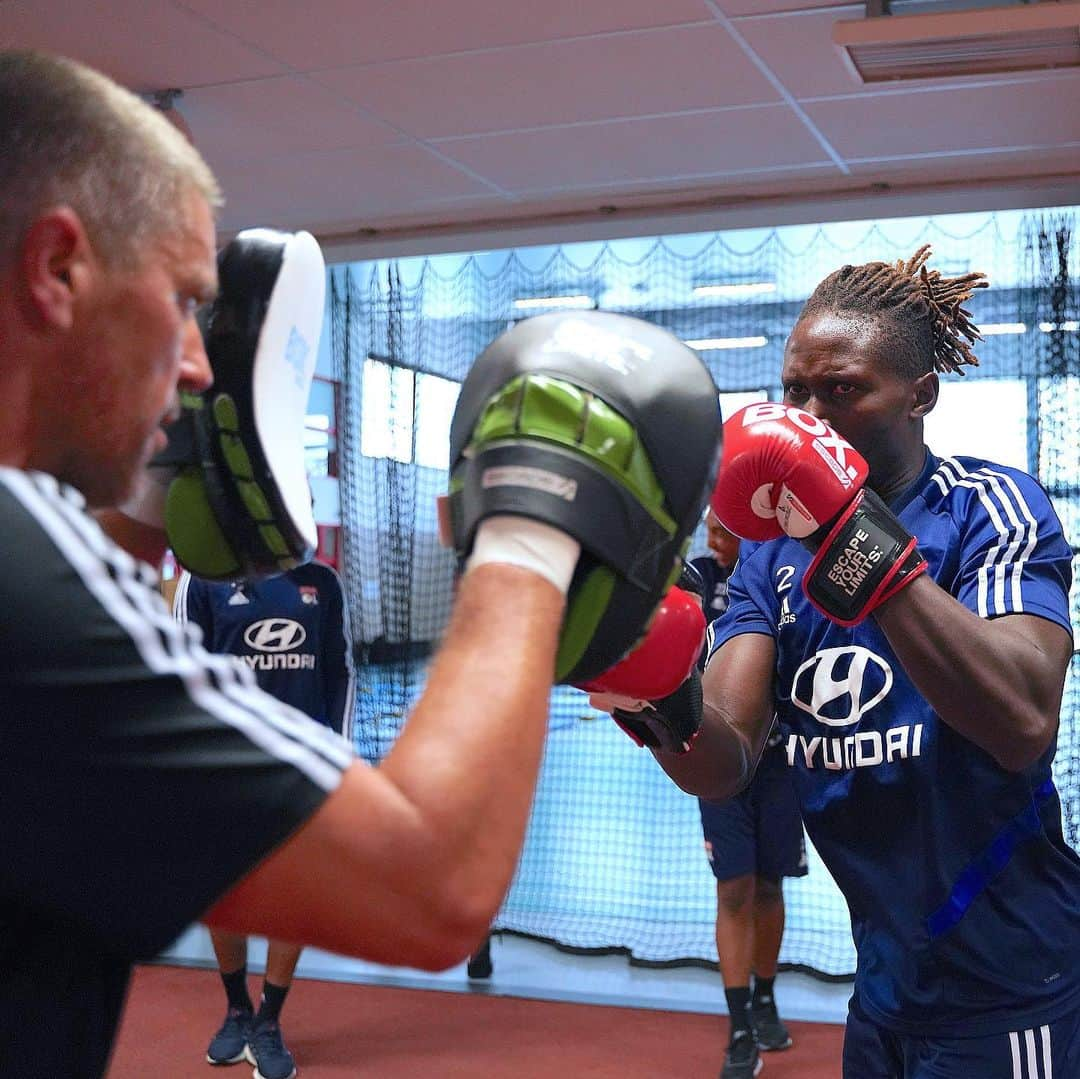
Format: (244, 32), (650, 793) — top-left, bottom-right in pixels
(593, 246), (1079, 1077)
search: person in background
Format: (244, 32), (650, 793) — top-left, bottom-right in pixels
(690, 512), (806, 1079)
(174, 562), (354, 1079)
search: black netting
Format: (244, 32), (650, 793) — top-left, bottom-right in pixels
(1028, 218), (1080, 851)
(331, 212), (1078, 979)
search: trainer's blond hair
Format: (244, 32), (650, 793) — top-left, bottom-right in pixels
(0, 50), (223, 270)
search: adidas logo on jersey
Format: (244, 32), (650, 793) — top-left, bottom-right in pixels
(779, 596), (796, 627)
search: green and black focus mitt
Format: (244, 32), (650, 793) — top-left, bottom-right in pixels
(153, 228), (323, 581)
(447, 311), (722, 685)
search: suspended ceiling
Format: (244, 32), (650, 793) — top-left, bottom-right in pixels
(3, 0), (1079, 259)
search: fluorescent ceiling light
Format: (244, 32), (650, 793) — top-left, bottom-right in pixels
(834, 4), (1080, 84)
(1039, 321), (1080, 333)
(685, 336), (769, 350)
(512, 294), (595, 311)
(979, 323), (1027, 336)
(692, 283), (777, 299)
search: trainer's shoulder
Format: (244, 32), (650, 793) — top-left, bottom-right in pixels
(0, 467), (94, 573)
(0, 468), (163, 649)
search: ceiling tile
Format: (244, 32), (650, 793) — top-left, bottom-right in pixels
(435, 106), (833, 192)
(179, 0), (714, 69)
(212, 143), (494, 233)
(805, 74), (1080, 160)
(181, 76), (401, 166)
(849, 144), (1080, 184)
(0, 0), (287, 87)
(310, 24), (781, 139)
(716, 0), (844, 14)
(738, 6), (887, 100)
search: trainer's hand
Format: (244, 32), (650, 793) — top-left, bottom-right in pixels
(447, 311), (722, 684)
(712, 403), (926, 625)
(118, 460), (173, 530)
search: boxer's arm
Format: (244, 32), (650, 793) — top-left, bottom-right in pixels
(873, 583), (1071, 771)
(206, 562), (562, 968)
(651, 631), (777, 802)
(320, 566), (355, 739)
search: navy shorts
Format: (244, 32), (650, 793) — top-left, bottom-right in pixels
(843, 992), (1080, 1078)
(699, 741), (806, 883)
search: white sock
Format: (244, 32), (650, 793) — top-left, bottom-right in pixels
(465, 515), (580, 595)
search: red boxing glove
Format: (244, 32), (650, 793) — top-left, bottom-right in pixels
(579, 583), (706, 754)
(711, 403), (927, 626)
(578, 584), (706, 701)
(711, 402), (869, 542)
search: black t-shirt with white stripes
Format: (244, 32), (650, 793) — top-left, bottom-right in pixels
(0, 469), (352, 1079)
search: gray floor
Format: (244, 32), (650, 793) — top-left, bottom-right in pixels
(160, 924), (852, 1025)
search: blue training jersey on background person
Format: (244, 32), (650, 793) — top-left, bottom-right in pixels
(707, 450), (1080, 1037)
(175, 561), (355, 741)
(690, 554), (736, 625)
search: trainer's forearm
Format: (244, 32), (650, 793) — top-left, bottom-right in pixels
(380, 563), (562, 919)
(208, 563), (563, 966)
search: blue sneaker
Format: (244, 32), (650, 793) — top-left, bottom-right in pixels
(720, 1030), (762, 1079)
(206, 1007), (253, 1065)
(467, 935), (493, 980)
(751, 994), (793, 1051)
(245, 1019), (297, 1079)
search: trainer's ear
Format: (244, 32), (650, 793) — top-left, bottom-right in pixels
(911, 371), (938, 419)
(20, 207), (92, 331)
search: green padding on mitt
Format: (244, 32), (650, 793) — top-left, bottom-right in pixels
(164, 468), (242, 582)
(470, 374), (676, 537)
(555, 566), (616, 682)
(448, 310), (722, 685)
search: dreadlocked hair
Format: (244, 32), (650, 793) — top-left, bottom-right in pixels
(798, 244), (989, 378)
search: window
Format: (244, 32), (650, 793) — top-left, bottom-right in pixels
(926, 378), (1028, 471)
(360, 357), (461, 469)
(305, 376), (339, 478)
(415, 372), (461, 469)
(718, 388), (769, 421)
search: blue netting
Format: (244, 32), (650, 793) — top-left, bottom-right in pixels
(332, 210), (1079, 979)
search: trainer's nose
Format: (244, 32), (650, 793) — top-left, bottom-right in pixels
(180, 315), (213, 394)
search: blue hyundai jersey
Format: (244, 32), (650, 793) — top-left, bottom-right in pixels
(175, 562), (355, 741)
(690, 554), (736, 624)
(708, 450), (1079, 1036)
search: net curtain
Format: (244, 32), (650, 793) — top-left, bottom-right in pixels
(329, 212), (1078, 978)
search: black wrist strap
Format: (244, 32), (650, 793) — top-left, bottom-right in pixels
(803, 488), (927, 626)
